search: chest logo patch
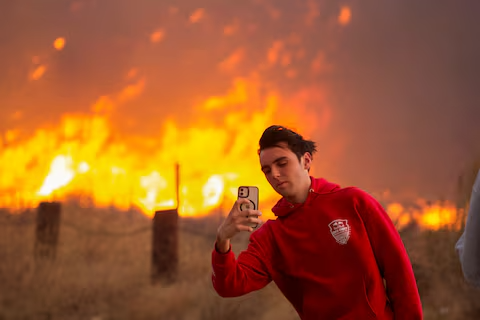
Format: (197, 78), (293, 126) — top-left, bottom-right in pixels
(328, 219), (351, 245)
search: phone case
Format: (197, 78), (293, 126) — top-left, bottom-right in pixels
(238, 186), (259, 228)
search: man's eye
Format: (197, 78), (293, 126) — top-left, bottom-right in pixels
(278, 161), (287, 167)
(263, 169), (271, 174)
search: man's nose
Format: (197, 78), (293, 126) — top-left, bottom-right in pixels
(271, 166), (281, 178)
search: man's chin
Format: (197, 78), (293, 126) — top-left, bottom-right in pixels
(275, 188), (291, 199)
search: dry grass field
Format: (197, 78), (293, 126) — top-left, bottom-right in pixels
(0, 202), (479, 320)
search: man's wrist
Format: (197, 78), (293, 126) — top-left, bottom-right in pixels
(216, 229), (228, 245)
(215, 235), (231, 254)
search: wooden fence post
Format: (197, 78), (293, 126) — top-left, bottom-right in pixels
(151, 163), (180, 285)
(35, 201), (61, 260)
(175, 162), (180, 210)
(151, 209), (178, 284)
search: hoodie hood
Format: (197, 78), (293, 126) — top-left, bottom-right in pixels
(272, 176), (341, 217)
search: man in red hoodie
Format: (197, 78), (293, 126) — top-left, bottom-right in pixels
(212, 125), (423, 319)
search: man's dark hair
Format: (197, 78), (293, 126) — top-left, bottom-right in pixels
(258, 125), (317, 161)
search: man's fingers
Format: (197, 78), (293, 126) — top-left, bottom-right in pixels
(237, 209), (262, 217)
(235, 198), (252, 207)
(236, 224), (254, 232)
(235, 216), (262, 230)
(246, 217), (263, 225)
(234, 214), (259, 224)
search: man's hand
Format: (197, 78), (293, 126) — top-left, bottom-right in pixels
(216, 198), (263, 253)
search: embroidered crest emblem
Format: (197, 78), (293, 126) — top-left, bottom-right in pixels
(328, 219), (351, 245)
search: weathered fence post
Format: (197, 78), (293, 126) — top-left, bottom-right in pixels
(151, 163), (180, 285)
(35, 201), (61, 260)
(151, 209), (178, 284)
(175, 162), (180, 210)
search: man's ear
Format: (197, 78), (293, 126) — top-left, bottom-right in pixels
(303, 152), (312, 171)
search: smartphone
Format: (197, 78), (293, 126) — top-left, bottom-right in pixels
(237, 186), (259, 229)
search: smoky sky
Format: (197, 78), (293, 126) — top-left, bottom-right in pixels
(326, 0), (480, 201)
(0, 0), (479, 202)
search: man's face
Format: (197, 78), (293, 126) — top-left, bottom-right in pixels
(259, 142), (311, 200)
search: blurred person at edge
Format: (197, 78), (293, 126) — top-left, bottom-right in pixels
(456, 169), (480, 288)
(211, 125), (423, 319)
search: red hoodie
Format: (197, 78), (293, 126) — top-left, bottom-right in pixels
(211, 177), (423, 319)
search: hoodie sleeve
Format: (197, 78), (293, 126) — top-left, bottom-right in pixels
(355, 190), (423, 319)
(211, 224), (272, 297)
(456, 169), (480, 288)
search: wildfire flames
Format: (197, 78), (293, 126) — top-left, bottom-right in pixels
(387, 201), (461, 231)
(0, 1), (461, 230)
(2, 71), (325, 218)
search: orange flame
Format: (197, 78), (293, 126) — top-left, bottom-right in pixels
(338, 6), (352, 26)
(150, 30), (165, 43)
(387, 200), (461, 230)
(38, 155), (76, 196)
(189, 8), (205, 24)
(53, 37), (66, 50)
(30, 65), (47, 81)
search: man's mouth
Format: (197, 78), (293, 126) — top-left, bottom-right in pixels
(277, 181), (286, 188)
